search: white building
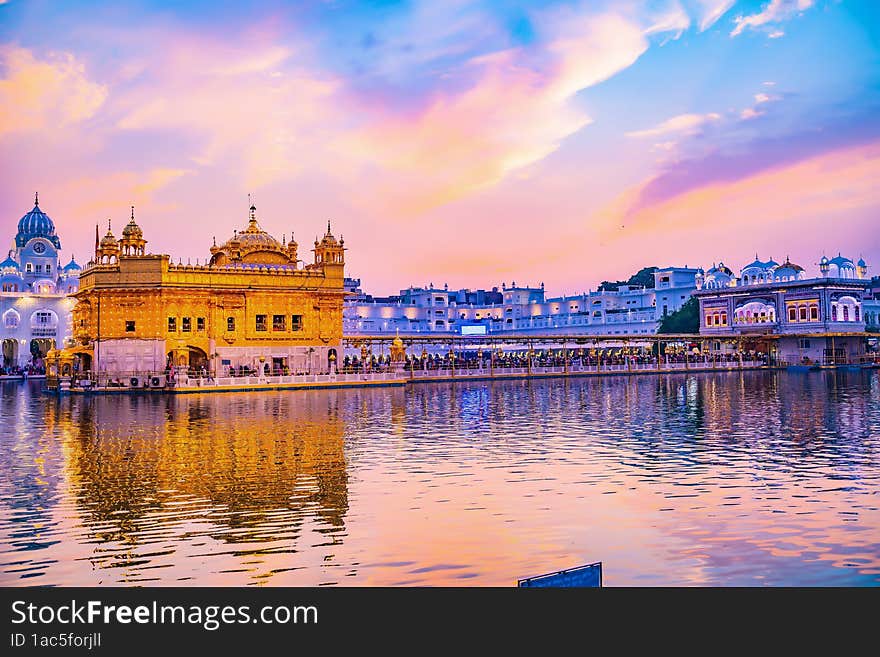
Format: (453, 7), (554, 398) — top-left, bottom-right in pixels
(343, 267), (699, 337)
(696, 253), (873, 365)
(1, 195), (80, 371)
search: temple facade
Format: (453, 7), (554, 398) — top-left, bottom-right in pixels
(1, 194), (81, 370)
(63, 204), (346, 380)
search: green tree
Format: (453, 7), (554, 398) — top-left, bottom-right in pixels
(658, 297), (699, 334)
(599, 266), (658, 291)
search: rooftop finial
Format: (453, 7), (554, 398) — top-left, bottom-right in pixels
(107, 218), (111, 232)
(213, 236), (216, 247)
(34, 191), (39, 207)
(327, 220), (331, 235)
(131, 205), (135, 221)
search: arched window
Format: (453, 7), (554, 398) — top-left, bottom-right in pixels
(3, 309), (20, 328)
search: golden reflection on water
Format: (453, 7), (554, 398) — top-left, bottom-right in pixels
(42, 391), (360, 584)
(1, 370), (879, 586)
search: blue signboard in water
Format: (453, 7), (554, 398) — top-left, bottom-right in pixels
(518, 562), (602, 588)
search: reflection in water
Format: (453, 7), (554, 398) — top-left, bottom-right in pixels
(1, 370), (878, 586)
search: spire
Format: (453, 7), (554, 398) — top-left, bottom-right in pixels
(131, 205), (135, 221)
(34, 191), (39, 207)
(327, 220), (331, 235)
(107, 218), (111, 232)
(213, 236), (217, 247)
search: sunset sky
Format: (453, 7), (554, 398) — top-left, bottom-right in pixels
(1, 0), (878, 295)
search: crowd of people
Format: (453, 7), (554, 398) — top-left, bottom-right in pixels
(331, 349), (770, 373)
(0, 364), (46, 377)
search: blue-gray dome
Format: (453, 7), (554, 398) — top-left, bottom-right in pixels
(828, 255), (854, 268)
(708, 262), (733, 276)
(62, 256), (81, 272)
(0, 254), (19, 271)
(742, 255), (776, 271)
(15, 194), (61, 249)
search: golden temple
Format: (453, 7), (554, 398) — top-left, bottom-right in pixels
(53, 204), (347, 381)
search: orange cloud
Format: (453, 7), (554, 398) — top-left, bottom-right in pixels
(596, 139), (880, 265)
(626, 112), (722, 138)
(0, 46), (107, 136)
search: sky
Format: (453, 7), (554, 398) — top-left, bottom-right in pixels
(1, 0), (878, 295)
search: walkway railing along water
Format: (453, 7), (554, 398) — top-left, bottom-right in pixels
(407, 358), (766, 380)
(49, 355), (772, 392)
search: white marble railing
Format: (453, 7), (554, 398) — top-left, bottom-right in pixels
(181, 371), (404, 388)
(407, 360), (764, 378)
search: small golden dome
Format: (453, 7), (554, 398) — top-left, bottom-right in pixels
(122, 219), (142, 238)
(100, 223), (117, 247)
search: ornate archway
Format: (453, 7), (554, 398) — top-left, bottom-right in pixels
(2, 339), (18, 368)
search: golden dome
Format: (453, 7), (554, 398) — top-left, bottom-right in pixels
(122, 214), (143, 239)
(316, 220), (339, 247)
(209, 204), (294, 267)
(100, 221), (117, 248)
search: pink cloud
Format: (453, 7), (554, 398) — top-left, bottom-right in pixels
(596, 140), (880, 270)
(626, 112), (722, 139)
(0, 46), (107, 136)
(342, 12), (651, 214)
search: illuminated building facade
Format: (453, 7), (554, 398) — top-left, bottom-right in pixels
(1, 194), (80, 369)
(344, 267), (698, 336)
(695, 254), (872, 364)
(65, 204), (346, 378)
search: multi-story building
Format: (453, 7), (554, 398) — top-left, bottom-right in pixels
(59, 204), (346, 378)
(343, 267), (698, 336)
(1, 195), (81, 370)
(695, 254), (872, 364)
(865, 276), (880, 330)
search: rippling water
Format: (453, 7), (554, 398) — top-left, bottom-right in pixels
(1, 370), (878, 586)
